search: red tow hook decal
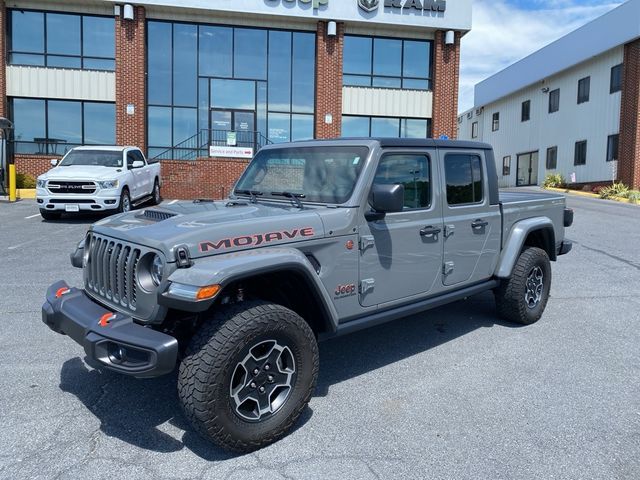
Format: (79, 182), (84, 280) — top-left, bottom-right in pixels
(99, 313), (116, 327)
(55, 287), (71, 298)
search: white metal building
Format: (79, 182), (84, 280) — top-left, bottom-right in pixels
(458, 0), (640, 188)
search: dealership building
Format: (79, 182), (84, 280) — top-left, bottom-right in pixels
(1, 0), (471, 198)
(458, 0), (640, 190)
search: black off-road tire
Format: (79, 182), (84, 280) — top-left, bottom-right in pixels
(178, 301), (319, 452)
(39, 209), (62, 221)
(151, 179), (161, 205)
(494, 247), (552, 325)
(117, 188), (131, 213)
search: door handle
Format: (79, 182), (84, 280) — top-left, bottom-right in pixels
(420, 226), (442, 237)
(471, 219), (489, 229)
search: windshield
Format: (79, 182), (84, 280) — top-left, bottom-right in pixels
(59, 150), (123, 167)
(235, 146), (369, 204)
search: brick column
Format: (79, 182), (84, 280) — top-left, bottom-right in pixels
(0, 1), (7, 119)
(618, 38), (640, 189)
(431, 30), (461, 140)
(315, 21), (344, 139)
(115, 6), (146, 152)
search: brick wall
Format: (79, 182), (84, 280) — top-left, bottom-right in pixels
(14, 154), (61, 180)
(618, 38), (640, 189)
(431, 30), (461, 140)
(160, 158), (250, 200)
(315, 21), (344, 139)
(0, 1), (6, 118)
(115, 6), (146, 152)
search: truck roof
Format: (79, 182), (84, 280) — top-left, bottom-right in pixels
(71, 146), (139, 152)
(267, 138), (493, 150)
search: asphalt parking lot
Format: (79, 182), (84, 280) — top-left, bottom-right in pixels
(1, 192), (639, 480)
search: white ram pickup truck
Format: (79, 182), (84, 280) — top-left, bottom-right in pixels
(36, 146), (161, 220)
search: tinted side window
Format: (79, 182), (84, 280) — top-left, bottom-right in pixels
(127, 152), (137, 168)
(132, 150), (146, 165)
(374, 154), (431, 209)
(445, 154), (483, 205)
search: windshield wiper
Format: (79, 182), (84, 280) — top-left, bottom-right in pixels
(235, 189), (264, 204)
(271, 191), (305, 209)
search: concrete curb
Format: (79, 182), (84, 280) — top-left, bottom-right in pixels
(543, 186), (637, 204)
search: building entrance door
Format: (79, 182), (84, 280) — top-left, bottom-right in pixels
(516, 151), (539, 186)
(210, 110), (256, 147)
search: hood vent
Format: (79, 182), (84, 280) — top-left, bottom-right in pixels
(141, 209), (177, 221)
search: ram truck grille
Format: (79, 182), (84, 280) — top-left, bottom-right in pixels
(48, 181), (97, 194)
(84, 233), (148, 314)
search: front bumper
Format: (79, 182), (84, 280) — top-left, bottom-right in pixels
(36, 189), (120, 212)
(42, 280), (178, 378)
(558, 240), (573, 256)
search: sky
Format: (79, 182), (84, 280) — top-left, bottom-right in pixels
(458, 0), (623, 112)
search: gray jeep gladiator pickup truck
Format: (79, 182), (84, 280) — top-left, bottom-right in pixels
(42, 139), (573, 452)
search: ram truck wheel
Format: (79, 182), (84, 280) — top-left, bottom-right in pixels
(178, 301), (319, 452)
(151, 179), (161, 205)
(494, 247), (552, 325)
(117, 188), (131, 213)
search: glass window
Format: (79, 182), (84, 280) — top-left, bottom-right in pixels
(373, 38), (401, 77)
(10, 11), (44, 54)
(371, 117), (400, 137)
(372, 77), (401, 88)
(344, 75), (371, 87)
(403, 40), (430, 79)
(401, 119), (428, 138)
(374, 154), (431, 209)
(211, 79), (256, 111)
(342, 116), (370, 137)
(234, 29), (267, 80)
(344, 36), (372, 75)
(83, 58), (115, 70)
(48, 101), (82, 149)
(83, 16), (115, 59)
(492, 112), (499, 131)
(291, 114), (314, 141)
(199, 26), (232, 78)
(292, 33), (316, 114)
(148, 106), (172, 148)
(268, 31), (292, 112)
(12, 99), (45, 154)
(268, 113), (291, 143)
(502, 156), (511, 176)
(546, 146), (557, 169)
(402, 78), (429, 90)
(445, 154), (483, 205)
(578, 77), (590, 104)
(147, 22), (172, 105)
(47, 56), (81, 69)
(607, 134), (619, 162)
(610, 65), (622, 94)
(173, 108), (198, 145)
(47, 13), (81, 56)
(9, 53), (44, 66)
(574, 140), (587, 165)
(173, 24), (197, 107)
(471, 121), (478, 138)
(521, 100), (531, 122)
(84, 103), (116, 145)
(549, 89), (560, 113)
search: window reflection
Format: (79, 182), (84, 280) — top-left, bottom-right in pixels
(234, 29), (267, 80)
(211, 79), (256, 111)
(199, 26), (233, 78)
(342, 116), (431, 139)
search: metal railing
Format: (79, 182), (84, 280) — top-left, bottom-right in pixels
(152, 129), (272, 161)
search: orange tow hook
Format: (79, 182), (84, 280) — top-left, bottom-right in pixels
(99, 313), (116, 327)
(55, 287), (71, 298)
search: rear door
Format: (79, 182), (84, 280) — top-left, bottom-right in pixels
(439, 150), (501, 286)
(358, 150), (444, 307)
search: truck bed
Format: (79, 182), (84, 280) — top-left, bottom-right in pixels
(499, 190), (565, 205)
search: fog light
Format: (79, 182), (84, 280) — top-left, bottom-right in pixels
(108, 345), (128, 364)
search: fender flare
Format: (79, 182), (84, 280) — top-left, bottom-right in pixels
(495, 217), (556, 278)
(162, 247), (339, 332)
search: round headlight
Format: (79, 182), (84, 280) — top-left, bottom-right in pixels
(151, 254), (164, 285)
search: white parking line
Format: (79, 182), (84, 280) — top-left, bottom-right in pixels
(24, 213), (40, 219)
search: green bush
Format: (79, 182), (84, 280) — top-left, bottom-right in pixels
(542, 173), (565, 188)
(599, 182), (629, 199)
(626, 190), (640, 204)
(16, 173), (36, 189)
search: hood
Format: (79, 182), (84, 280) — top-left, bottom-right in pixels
(91, 200), (326, 261)
(39, 165), (123, 181)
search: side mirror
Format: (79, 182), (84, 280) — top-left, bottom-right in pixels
(50, 159), (58, 167)
(131, 160), (144, 169)
(366, 183), (405, 221)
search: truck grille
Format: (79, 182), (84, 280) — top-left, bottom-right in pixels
(48, 181), (97, 194)
(85, 234), (142, 311)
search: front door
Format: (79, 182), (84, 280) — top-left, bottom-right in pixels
(516, 151), (539, 186)
(440, 150), (502, 287)
(359, 151), (444, 307)
(211, 110), (255, 147)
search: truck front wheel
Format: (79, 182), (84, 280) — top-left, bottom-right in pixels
(494, 247), (552, 325)
(178, 301), (319, 452)
(117, 188), (131, 213)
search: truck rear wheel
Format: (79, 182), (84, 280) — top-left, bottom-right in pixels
(178, 301), (319, 452)
(494, 247), (551, 325)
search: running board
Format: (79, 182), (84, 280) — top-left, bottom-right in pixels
(320, 279), (499, 340)
(132, 195), (153, 207)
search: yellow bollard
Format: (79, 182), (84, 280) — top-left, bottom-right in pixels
(8, 163), (16, 202)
